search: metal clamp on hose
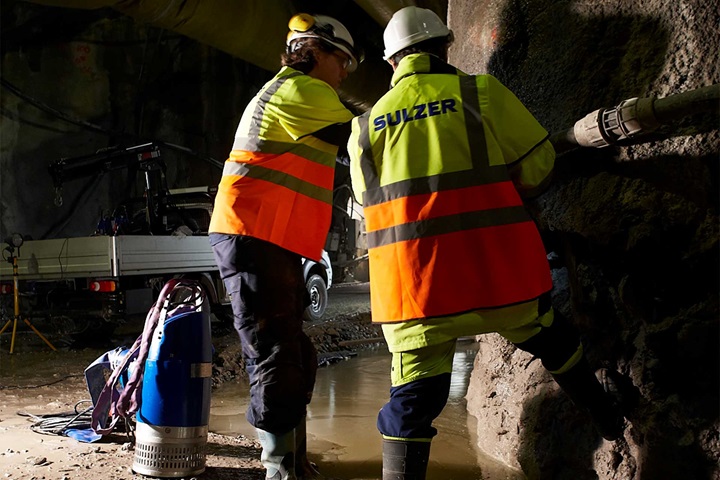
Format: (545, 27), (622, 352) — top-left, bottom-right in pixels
(573, 97), (660, 148)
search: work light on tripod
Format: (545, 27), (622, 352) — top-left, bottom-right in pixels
(0, 233), (56, 354)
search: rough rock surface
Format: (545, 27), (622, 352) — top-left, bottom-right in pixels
(450, 0), (719, 478)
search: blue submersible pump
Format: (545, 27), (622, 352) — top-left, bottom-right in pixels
(131, 280), (213, 478)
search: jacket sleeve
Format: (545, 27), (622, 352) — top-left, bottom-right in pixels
(507, 140), (555, 198)
(348, 115), (367, 205)
(276, 77), (354, 140)
(311, 121), (352, 146)
(480, 75), (555, 197)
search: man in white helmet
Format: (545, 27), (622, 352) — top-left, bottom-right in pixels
(347, 6), (627, 479)
(209, 12), (362, 480)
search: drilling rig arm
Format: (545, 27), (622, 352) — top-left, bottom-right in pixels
(49, 143), (163, 192)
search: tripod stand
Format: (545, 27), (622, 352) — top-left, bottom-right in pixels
(0, 237), (56, 354)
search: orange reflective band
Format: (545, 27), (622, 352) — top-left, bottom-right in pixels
(227, 151), (334, 189)
(210, 175), (332, 261)
(228, 150), (273, 163)
(368, 222), (552, 323)
(222, 152), (334, 205)
(363, 181), (523, 233)
(254, 154), (335, 189)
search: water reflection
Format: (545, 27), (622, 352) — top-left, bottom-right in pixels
(210, 339), (524, 480)
(450, 345), (476, 402)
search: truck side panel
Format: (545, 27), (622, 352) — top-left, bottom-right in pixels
(115, 236), (217, 276)
(0, 237), (117, 280)
(0, 236), (218, 281)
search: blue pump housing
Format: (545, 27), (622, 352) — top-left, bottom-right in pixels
(137, 309), (212, 427)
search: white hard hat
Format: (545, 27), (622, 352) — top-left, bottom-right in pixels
(287, 13), (364, 72)
(383, 6), (452, 60)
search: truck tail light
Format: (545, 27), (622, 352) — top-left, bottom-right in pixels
(89, 280), (117, 292)
(0, 283), (12, 294)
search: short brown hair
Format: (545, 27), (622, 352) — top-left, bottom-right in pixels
(389, 36), (451, 65)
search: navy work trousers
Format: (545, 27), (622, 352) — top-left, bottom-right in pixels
(210, 234), (317, 434)
(377, 295), (581, 439)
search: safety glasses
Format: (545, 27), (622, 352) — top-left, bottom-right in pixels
(332, 51), (351, 71)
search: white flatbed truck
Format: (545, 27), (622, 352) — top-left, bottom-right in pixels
(0, 234), (226, 324)
(0, 233), (332, 327)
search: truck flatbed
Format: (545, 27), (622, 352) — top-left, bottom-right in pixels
(0, 235), (217, 281)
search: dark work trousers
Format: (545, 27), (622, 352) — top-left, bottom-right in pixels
(377, 294), (582, 439)
(209, 234), (317, 434)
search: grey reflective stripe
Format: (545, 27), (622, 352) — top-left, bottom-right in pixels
(222, 163), (332, 204)
(231, 138), (336, 166)
(242, 71), (303, 151)
(363, 169), (485, 206)
(233, 136), (269, 151)
(223, 161), (250, 176)
(366, 205), (530, 248)
(459, 76), (506, 181)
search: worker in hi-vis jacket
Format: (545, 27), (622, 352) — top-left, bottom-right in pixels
(209, 13), (362, 480)
(348, 6), (627, 479)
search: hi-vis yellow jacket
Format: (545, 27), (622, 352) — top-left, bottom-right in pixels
(210, 67), (353, 261)
(348, 54), (555, 323)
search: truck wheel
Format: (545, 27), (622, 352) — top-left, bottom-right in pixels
(304, 274), (327, 322)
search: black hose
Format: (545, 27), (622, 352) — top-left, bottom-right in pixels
(19, 399), (131, 438)
(19, 400), (94, 436)
(653, 84), (720, 124)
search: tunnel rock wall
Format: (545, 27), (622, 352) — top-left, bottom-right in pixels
(0, 3), (272, 240)
(449, 0), (719, 478)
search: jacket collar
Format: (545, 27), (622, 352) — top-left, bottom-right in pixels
(390, 53), (464, 87)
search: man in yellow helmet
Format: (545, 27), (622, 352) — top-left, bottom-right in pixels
(348, 6), (626, 478)
(209, 13), (362, 480)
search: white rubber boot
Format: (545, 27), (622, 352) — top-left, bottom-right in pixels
(256, 428), (297, 480)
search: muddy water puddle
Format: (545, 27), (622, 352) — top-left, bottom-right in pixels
(210, 341), (524, 480)
(1, 338), (524, 479)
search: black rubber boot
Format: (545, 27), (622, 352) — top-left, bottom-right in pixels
(295, 417), (324, 480)
(551, 358), (626, 441)
(256, 428), (297, 480)
(382, 439), (431, 480)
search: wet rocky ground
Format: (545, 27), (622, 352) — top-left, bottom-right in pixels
(0, 282), (378, 480)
